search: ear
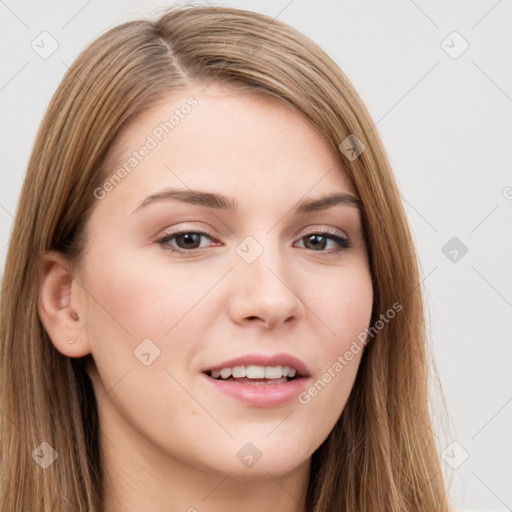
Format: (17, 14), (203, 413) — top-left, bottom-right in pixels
(37, 250), (91, 358)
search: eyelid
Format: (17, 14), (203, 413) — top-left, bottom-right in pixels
(300, 225), (349, 239)
(157, 223), (348, 239)
(156, 223), (351, 254)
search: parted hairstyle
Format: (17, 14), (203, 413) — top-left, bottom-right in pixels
(0, 4), (450, 511)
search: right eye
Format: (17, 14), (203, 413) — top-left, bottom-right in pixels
(156, 229), (218, 254)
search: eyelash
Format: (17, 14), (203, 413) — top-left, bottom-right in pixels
(156, 227), (352, 256)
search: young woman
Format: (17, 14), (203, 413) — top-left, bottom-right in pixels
(0, 5), (451, 511)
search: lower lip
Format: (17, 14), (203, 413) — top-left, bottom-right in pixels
(201, 373), (309, 408)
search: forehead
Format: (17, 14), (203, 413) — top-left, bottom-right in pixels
(95, 84), (356, 217)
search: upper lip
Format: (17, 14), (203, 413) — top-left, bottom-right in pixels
(202, 353), (310, 377)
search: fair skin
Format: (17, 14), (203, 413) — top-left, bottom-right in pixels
(38, 84), (373, 512)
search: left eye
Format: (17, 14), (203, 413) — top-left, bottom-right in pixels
(156, 230), (351, 254)
(296, 232), (351, 252)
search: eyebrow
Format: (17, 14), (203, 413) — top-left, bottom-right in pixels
(131, 188), (361, 215)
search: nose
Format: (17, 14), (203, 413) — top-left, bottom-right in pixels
(227, 244), (305, 329)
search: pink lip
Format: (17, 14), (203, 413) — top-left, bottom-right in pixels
(201, 352), (310, 377)
(200, 352), (311, 408)
(200, 373), (310, 408)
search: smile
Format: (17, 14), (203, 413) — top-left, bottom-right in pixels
(207, 364), (298, 382)
(201, 355), (311, 407)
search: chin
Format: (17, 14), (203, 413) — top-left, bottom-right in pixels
(204, 442), (311, 480)
(225, 458), (307, 481)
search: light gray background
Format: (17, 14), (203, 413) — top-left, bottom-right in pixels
(1, 1), (511, 510)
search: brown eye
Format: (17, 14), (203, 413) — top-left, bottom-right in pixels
(173, 233), (203, 250)
(157, 230), (216, 253)
(296, 232), (351, 253)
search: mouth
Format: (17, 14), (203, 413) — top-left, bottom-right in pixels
(204, 364), (302, 385)
(200, 353), (311, 406)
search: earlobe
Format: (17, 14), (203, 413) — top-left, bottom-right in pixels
(37, 251), (91, 358)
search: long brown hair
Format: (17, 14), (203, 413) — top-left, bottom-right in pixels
(0, 4), (450, 511)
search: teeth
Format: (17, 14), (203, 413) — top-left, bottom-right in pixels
(246, 365), (265, 378)
(220, 368), (232, 379)
(232, 366), (246, 378)
(209, 364), (298, 380)
(264, 365), (282, 379)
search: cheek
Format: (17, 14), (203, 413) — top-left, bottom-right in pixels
(305, 261), (373, 345)
(80, 248), (220, 405)
(296, 262), (372, 419)
(82, 247), (215, 342)
(80, 252), (207, 434)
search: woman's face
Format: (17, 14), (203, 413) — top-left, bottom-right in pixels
(73, 84), (373, 478)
